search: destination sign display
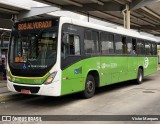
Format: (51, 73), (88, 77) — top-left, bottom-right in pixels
(18, 20), (52, 31)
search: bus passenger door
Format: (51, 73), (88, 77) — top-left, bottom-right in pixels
(100, 32), (114, 86)
(61, 24), (84, 95)
(118, 36), (129, 82)
(127, 38), (138, 80)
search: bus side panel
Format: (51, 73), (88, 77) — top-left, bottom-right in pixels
(61, 57), (100, 95)
(144, 57), (158, 76)
(117, 56), (129, 82)
(100, 56), (112, 86)
(109, 57), (119, 84)
(127, 56), (138, 80)
(137, 56), (157, 77)
(61, 60), (84, 95)
(100, 56), (129, 86)
(137, 56), (145, 71)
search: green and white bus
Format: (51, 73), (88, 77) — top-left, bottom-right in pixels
(7, 17), (158, 98)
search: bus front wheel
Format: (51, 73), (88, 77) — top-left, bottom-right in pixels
(82, 75), (95, 99)
(136, 68), (143, 84)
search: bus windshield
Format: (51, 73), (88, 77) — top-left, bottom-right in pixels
(9, 29), (58, 77)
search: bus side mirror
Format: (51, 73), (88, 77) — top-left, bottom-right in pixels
(62, 34), (69, 45)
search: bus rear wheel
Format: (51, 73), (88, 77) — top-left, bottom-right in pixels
(82, 75), (95, 99)
(136, 68), (143, 84)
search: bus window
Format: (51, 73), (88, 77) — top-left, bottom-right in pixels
(115, 34), (122, 54)
(122, 36), (127, 54)
(100, 32), (114, 55)
(137, 39), (145, 55)
(62, 34), (80, 58)
(84, 30), (99, 55)
(152, 43), (157, 55)
(132, 38), (137, 54)
(145, 41), (152, 55)
(127, 37), (133, 54)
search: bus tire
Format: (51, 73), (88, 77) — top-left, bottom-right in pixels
(136, 68), (143, 84)
(82, 75), (95, 99)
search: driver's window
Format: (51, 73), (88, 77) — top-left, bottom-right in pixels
(62, 34), (80, 58)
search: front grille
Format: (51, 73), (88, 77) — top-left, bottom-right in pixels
(13, 85), (40, 93)
(10, 68), (47, 77)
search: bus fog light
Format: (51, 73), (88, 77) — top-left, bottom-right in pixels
(44, 72), (57, 85)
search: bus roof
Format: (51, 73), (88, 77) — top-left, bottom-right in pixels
(60, 16), (158, 42)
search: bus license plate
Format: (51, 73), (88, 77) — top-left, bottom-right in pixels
(21, 89), (31, 94)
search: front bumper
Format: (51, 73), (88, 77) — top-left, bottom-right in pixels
(7, 80), (61, 96)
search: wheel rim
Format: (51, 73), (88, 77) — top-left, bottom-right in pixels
(86, 81), (94, 93)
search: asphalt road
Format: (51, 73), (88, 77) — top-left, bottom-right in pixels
(1, 71), (160, 124)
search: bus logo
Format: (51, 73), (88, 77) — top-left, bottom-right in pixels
(144, 57), (149, 68)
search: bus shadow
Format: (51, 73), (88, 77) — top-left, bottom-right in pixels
(15, 77), (153, 107)
(95, 78), (153, 95)
(21, 93), (83, 107)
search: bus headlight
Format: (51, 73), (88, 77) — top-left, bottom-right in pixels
(44, 71), (57, 85)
